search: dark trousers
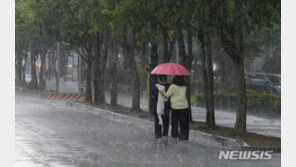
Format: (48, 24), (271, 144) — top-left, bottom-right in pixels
(171, 108), (189, 140)
(154, 108), (170, 139)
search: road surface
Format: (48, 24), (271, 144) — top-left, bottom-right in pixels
(16, 92), (280, 167)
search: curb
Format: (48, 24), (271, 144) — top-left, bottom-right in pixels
(189, 129), (249, 150)
(66, 101), (249, 150)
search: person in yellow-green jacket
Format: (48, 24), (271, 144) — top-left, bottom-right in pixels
(156, 75), (189, 143)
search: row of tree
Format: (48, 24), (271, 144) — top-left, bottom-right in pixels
(15, 0), (280, 134)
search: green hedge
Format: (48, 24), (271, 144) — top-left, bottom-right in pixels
(225, 86), (257, 94)
(194, 93), (281, 112)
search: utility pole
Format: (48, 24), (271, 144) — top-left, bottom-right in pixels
(56, 42), (60, 92)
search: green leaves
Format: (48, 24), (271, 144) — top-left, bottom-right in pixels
(16, 0), (280, 61)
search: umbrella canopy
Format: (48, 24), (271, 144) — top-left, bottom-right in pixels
(151, 62), (191, 76)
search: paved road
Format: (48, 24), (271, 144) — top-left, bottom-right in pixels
(15, 93), (280, 167)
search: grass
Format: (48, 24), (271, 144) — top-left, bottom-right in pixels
(88, 102), (281, 148)
(190, 121), (280, 147)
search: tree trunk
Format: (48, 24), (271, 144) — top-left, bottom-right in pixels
(16, 54), (22, 82)
(55, 43), (61, 92)
(162, 29), (169, 63)
(233, 0), (247, 134)
(98, 37), (109, 104)
(30, 52), (38, 88)
(186, 24), (193, 122)
(22, 54), (28, 84)
(175, 19), (187, 65)
(233, 58), (247, 133)
(168, 35), (176, 62)
(86, 47), (93, 103)
(110, 44), (118, 106)
(122, 48), (130, 69)
(92, 35), (101, 104)
(39, 50), (46, 90)
(205, 31), (215, 127)
(47, 52), (52, 80)
(122, 29), (141, 111)
(198, 24), (215, 127)
(198, 28), (210, 123)
(130, 52), (141, 111)
(162, 29), (176, 63)
(214, 0), (247, 133)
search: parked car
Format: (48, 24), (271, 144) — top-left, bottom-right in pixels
(266, 74), (281, 94)
(245, 73), (273, 93)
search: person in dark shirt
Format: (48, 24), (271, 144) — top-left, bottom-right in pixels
(154, 75), (171, 143)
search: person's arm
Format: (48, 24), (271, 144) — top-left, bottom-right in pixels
(157, 85), (174, 98)
(164, 85), (173, 98)
(159, 90), (166, 98)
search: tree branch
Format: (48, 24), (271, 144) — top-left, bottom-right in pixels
(76, 48), (88, 62)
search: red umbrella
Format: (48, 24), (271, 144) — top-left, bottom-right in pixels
(150, 62), (191, 76)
